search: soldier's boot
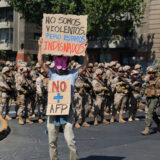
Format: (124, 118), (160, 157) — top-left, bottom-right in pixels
(110, 116), (115, 123)
(102, 119), (110, 124)
(18, 116), (24, 125)
(26, 118), (33, 124)
(128, 116), (133, 122)
(88, 112), (94, 118)
(119, 114), (126, 123)
(29, 114), (36, 119)
(75, 122), (81, 129)
(94, 117), (98, 126)
(141, 127), (150, 135)
(5, 115), (12, 121)
(38, 119), (44, 124)
(82, 122), (91, 127)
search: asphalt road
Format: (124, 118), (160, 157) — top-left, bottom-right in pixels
(0, 111), (160, 160)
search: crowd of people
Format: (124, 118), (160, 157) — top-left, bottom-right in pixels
(0, 60), (160, 135)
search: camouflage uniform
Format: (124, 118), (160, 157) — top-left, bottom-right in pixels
(111, 67), (131, 123)
(141, 67), (160, 135)
(0, 67), (13, 120)
(74, 72), (91, 127)
(16, 67), (34, 125)
(92, 69), (110, 125)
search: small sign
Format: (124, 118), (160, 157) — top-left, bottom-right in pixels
(42, 13), (88, 56)
(46, 80), (71, 115)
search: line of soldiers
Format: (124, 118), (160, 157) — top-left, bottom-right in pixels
(0, 61), (49, 125)
(0, 60), (160, 135)
(72, 61), (160, 135)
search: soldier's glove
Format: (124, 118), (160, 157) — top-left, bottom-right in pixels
(126, 85), (130, 88)
(39, 93), (43, 97)
(22, 90), (28, 94)
(103, 87), (108, 91)
(85, 84), (90, 88)
(119, 81), (124, 85)
(133, 81), (139, 86)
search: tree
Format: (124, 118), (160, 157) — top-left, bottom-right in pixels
(7, 0), (146, 37)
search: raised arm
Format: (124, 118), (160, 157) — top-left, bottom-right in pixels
(38, 37), (50, 74)
(78, 41), (89, 75)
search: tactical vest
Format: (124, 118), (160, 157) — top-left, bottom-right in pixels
(145, 78), (160, 98)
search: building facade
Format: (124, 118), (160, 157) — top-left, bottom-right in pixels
(0, 0), (41, 66)
(0, 0), (159, 66)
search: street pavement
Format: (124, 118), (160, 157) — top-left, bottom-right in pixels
(0, 111), (160, 160)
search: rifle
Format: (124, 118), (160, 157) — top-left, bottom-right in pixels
(2, 75), (17, 100)
(118, 76), (140, 93)
(23, 77), (36, 100)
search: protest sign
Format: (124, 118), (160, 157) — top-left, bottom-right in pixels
(46, 80), (71, 115)
(42, 13), (88, 56)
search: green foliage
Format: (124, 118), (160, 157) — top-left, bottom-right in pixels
(7, 0), (146, 37)
(0, 50), (7, 60)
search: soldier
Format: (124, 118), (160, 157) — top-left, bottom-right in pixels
(16, 67), (34, 125)
(141, 67), (160, 135)
(74, 69), (91, 127)
(0, 67), (13, 120)
(36, 68), (48, 123)
(110, 67), (131, 123)
(128, 70), (141, 121)
(92, 69), (110, 126)
(86, 63), (94, 117)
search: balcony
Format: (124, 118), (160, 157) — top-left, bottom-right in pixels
(0, 1), (10, 8)
(0, 21), (13, 29)
(0, 41), (12, 50)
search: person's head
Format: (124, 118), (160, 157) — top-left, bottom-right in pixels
(134, 64), (142, 73)
(98, 63), (104, 71)
(2, 67), (10, 76)
(131, 70), (139, 78)
(23, 67), (29, 77)
(9, 62), (14, 71)
(35, 63), (41, 72)
(110, 61), (116, 70)
(53, 56), (69, 75)
(88, 63), (93, 72)
(95, 69), (103, 79)
(147, 67), (157, 79)
(118, 67), (125, 77)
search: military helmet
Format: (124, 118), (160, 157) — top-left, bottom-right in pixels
(50, 62), (55, 68)
(6, 61), (11, 66)
(95, 69), (103, 75)
(134, 64), (142, 69)
(94, 62), (98, 66)
(131, 70), (139, 75)
(35, 63), (41, 68)
(118, 67), (124, 72)
(123, 65), (131, 71)
(2, 67), (10, 74)
(98, 63), (104, 68)
(115, 63), (121, 69)
(8, 62), (14, 67)
(104, 63), (110, 68)
(147, 67), (157, 73)
(46, 61), (51, 66)
(22, 67), (29, 73)
(110, 61), (116, 67)
(88, 63), (93, 68)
